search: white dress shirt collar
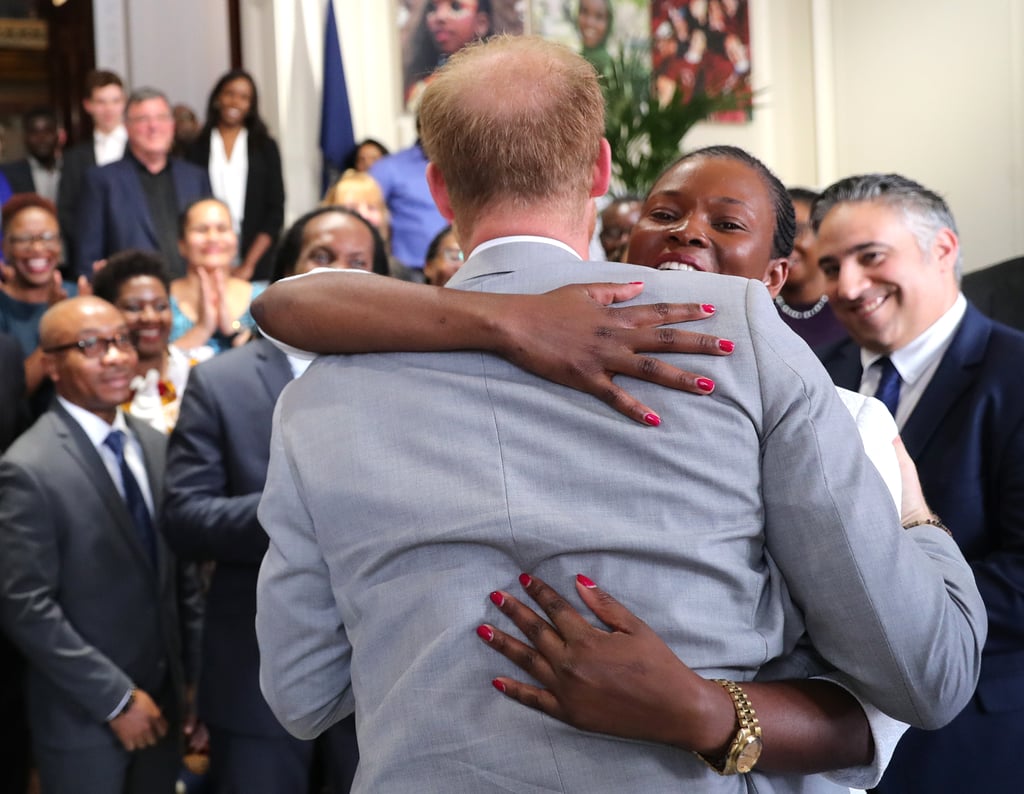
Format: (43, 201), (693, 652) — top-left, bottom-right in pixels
(467, 235), (582, 263)
(859, 292), (967, 427)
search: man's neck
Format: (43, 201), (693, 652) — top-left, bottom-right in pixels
(129, 145), (168, 174)
(96, 123), (123, 137)
(460, 206), (594, 259)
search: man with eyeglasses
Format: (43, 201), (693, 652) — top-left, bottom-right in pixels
(0, 295), (202, 794)
(74, 88), (212, 280)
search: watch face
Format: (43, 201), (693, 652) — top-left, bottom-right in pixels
(735, 737), (763, 774)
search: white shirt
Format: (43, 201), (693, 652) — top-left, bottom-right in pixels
(858, 293), (967, 429)
(94, 125), (127, 166)
(57, 397), (155, 516)
(209, 127), (248, 235)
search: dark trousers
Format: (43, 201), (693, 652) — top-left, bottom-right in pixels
(207, 714), (358, 794)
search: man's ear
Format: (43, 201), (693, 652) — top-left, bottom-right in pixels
(763, 258), (789, 298)
(932, 227), (959, 273)
(426, 162), (455, 222)
(591, 138), (612, 199)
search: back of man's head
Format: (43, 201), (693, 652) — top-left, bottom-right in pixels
(419, 35), (605, 227)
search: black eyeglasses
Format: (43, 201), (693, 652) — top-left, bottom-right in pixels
(8, 231), (60, 247)
(43, 333), (136, 359)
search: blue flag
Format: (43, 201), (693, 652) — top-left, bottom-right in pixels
(320, 0), (355, 194)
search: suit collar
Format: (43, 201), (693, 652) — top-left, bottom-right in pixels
(51, 404), (168, 583)
(252, 338), (295, 404)
(449, 239), (584, 287)
(900, 305), (991, 457)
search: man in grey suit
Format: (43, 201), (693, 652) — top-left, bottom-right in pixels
(255, 37), (984, 792)
(0, 296), (202, 793)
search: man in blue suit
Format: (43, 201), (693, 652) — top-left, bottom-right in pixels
(161, 224), (367, 791)
(814, 173), (1024, 792)
(74, 88), (211, 280)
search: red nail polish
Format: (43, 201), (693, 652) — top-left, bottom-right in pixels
(701, 303), (716, 313)
(476, 625), (494, 642)
(492, 679), (507, 693)
(576, 574), (597, 589)
(718, 339), (735, 353)
(629, 281), (644, 285)
(519, 573), (532, 588)
(643, 412), (661, 427)
(697, 378), (715, 392)
(489, 591), (504, 607)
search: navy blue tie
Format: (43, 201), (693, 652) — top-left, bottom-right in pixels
(873, 356), (902, 418)
(104, 430), (158, 567)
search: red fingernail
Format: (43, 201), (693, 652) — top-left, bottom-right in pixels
(629, 281), (644, 285)
(701, 304), (716, 313)
(492, 679), (507, 693)
(718, 339), (735, 353)
(697, 378), (715, 392)
(489, 591), (504, 607)
(476, 625), (494, 642)
(577, 574), (597, 589)
(519, 573), (532, 588)
(644, 412), (661, 427)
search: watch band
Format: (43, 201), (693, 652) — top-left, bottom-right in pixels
(694, 679), (763, 775)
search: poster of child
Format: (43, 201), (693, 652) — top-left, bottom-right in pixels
(531, 0), (651, 82)
(400, 0), (525, 113)
(651, 0), (752, 122)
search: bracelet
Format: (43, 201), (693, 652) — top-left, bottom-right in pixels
(902, 515), (953, 538)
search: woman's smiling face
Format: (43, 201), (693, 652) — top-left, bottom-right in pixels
(627, 155), (780, 282)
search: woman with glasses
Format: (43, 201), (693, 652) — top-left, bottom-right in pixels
(0, 193), (82, 411)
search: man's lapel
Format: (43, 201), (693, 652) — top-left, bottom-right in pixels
(901, 306), (990, 459)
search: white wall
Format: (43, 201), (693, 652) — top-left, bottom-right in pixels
(117, 0), (231, 113)
(817, 0), (1024, 271)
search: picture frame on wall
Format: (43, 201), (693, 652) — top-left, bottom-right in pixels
(399, 0), (525, 113)
(651, 0), (752, 122)
(530, 0), (651, 82)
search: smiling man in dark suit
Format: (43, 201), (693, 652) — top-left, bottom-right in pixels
(814, 173), (1024, 793)
(0, 296), (202, 793)
(74, 88), (211, 280)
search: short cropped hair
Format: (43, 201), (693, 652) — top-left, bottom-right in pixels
(418, 36), (605, 226)
(84, 69), (124, 96)
(662, 146), (796, 259)
(126, 87), (170, 112)
(811, 173), (962, 278)
(92, 250), (172, 304)
(22, 106), (58, 129)
(2, 193), (58, 235)
(271, 206), (389, 281)
(787, 187), (820, 206)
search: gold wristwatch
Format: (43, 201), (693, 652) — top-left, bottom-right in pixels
(695, 679), (763, 775)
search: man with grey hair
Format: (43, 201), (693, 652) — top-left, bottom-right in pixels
(74, 87), (211, 279)
(814, 172), (1024, 792)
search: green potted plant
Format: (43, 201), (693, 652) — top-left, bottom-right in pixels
(602, 48), (750, 194)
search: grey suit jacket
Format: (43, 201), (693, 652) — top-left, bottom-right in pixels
(0, 404), (202, 750)
(256, 241), (985, 793)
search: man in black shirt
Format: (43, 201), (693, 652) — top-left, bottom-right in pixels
(74, 88), (211, 279)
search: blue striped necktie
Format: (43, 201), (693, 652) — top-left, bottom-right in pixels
(104, 430), (158, 567)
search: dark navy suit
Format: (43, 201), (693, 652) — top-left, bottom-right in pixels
(162, 339), (357, 793)
(74, 155), (211, 279)
(820, 303), (1024, 792)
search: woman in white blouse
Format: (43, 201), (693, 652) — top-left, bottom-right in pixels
(187, 70), (285, 282)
